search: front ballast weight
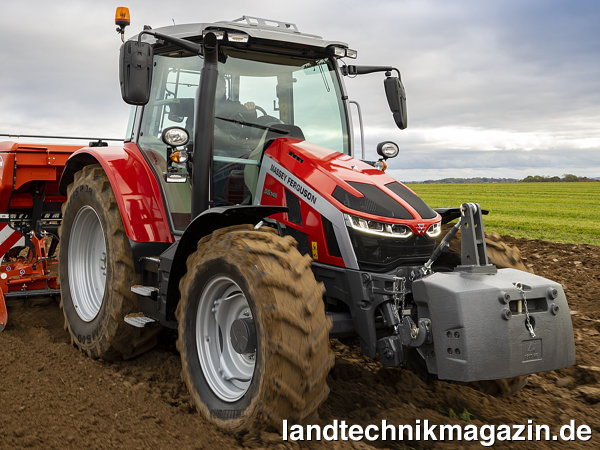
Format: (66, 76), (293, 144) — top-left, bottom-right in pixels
(378, 202), (491, 366)
(376, 203), (575, 382)
(412, 268), (575, 382)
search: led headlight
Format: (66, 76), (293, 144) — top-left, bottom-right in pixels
(344, 214), (413, 238)
(377, 141), (399, 159)
(162, 126), (189, 147)
(203, 30), (225, 40)
(332, 47), (346, 57)
(426, 222), (442, 238)
(227, 32), (249, 43)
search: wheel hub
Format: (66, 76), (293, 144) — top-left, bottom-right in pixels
(230, 318), (257, 355)
(196, 276), (256, 402)
(68, 205), (107, 322)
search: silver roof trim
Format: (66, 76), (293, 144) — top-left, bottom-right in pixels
(134, 19), (348, 49)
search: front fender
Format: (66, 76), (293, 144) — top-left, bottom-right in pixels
(163, 205), (286, 321)
(59, 142), (173, 243)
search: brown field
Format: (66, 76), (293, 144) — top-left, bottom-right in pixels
(1, 236), (599, 448)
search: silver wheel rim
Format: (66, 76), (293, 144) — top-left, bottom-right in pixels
(68, 205), (107, 322)
(196, 276), (255, 402)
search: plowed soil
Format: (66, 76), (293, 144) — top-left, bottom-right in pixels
(1, 237), (599, 448)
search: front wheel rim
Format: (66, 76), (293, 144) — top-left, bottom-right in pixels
(68, 205), (107, 322)
(196, 275), (256, 402)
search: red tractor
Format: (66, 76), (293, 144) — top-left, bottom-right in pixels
(0, 9), (575, 430)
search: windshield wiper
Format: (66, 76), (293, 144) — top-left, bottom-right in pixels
(215, 116), (289, 134)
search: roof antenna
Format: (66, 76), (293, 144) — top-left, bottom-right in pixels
(172, 19), (176, 26)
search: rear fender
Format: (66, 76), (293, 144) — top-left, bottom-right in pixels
(59, 142), (173, 243)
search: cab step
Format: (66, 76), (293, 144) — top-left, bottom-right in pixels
(124, 313), (157, 328)
(131, 285), (158, 297)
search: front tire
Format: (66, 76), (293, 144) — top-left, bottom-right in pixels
(59, 165), (157, 360)
(177, 225), (334, 430)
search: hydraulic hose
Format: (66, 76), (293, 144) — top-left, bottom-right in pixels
(420, 217), (463, 276)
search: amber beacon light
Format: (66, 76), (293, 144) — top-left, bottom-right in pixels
(115, 7), (131, 41)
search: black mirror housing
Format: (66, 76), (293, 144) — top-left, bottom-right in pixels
(384, 76), (407, 130)
(119, 41), (154, 105)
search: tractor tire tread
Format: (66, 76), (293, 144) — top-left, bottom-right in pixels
(176, 224), (334, 431)
(59, 164), (158, 361)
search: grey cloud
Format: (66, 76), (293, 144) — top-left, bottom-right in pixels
(0, 0), (598, 180)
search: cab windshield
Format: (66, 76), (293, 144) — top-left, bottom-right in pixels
(138, 47), (349, 230)
(215, 48), (349, 154)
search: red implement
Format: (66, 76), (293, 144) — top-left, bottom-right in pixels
(0, 141), (71, 331)
(0, 291), (6, 332)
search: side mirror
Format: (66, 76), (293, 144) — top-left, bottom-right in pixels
(384, 76), (407, 130)
(119, 40), (153, 105)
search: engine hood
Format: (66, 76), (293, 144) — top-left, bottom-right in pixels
(263, 139), (440, 233)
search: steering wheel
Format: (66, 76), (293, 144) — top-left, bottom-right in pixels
(255, 105), (268, 117)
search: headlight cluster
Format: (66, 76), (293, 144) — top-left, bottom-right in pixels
(426, 222), (441, 237)
(344, 214), (412, 238)
(345, 214), (442, 239)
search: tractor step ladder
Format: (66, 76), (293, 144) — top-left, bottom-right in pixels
(131, 285), (158, 297)
(124, 313), (157, 328)
(127, 285), (159, 327)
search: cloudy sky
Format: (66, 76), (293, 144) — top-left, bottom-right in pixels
(1, 0), (598, 181)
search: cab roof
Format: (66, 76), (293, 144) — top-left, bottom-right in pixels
(135, 15), (349, 50)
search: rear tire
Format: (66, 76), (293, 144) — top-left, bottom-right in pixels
(177, 224), (334, 430)
(59, 164), (158, 360)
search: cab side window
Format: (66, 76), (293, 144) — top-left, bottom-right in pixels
(138, 55), (202, 231)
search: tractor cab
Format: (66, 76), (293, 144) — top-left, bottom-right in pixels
(120, 16), (406, 232)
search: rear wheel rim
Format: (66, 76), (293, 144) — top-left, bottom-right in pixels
(68, 205), (107, 322)
(196, 275), (255, 402)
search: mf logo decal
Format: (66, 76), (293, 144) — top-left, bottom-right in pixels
(415, 223), (426, 234)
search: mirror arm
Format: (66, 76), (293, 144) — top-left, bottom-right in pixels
(342, 65), (400, 77)
(137, 30), (202, 55)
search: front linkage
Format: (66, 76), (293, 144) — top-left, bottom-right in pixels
(360, 203), (574, 382)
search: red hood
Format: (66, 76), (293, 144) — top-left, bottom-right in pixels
(264, 139), (440, 232)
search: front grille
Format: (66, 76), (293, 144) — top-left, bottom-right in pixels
(348, 228), (435, 272)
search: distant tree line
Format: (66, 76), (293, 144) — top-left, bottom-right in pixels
(409, 174), (599, 184)
(520, 174), (599, 183)
(418, 177), (518, 184)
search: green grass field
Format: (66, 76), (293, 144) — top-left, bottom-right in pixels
(406, 182), (600, 246)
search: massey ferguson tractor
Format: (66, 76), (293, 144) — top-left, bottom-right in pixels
(0, 9), (575, 431)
